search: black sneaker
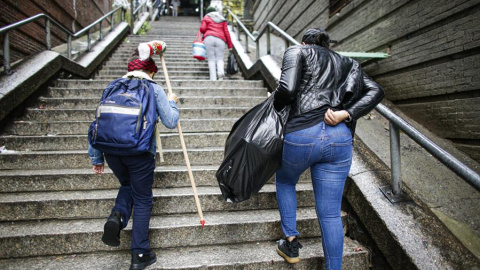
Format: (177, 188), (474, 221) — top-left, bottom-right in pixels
(130, 252), (157, 270)
(101, 210), (123, 246)
(276, 238), (303, 264)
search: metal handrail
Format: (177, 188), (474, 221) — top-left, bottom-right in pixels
(130, 0), (148, 29)
(225, 9), (480, 198)
(225, 9), (389, 61)
(1, 7), (126, 74)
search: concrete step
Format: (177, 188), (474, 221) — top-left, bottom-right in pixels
(5, 118), (238, 135)
(103, 62), (210, 69)
(46, 86), (267, 98)
(20, 107), (250, 121)
(94, 75), (244, 81)
(101, 66), (210, 72)
(0, 183), (316, 221)
(0, 132), (229, 151)
(0, 147), (224, 170)
(98, 70), (210, 76)
(109, 55), (216, 61)
(0, 208), (321, 258)
(0, 237), (369, 270)
(54, 79), (264, 88)
(36, 96), (263, 109)
(0, 165), (220, 193)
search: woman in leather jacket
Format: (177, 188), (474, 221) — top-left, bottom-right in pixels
(273, 28), (384, 269)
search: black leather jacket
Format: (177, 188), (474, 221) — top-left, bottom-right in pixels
(273, 44), (385, 134)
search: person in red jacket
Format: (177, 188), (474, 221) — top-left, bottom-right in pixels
(200, 6), (233, 80)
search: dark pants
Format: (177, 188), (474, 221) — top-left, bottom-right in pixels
(105, 152), (155, 254)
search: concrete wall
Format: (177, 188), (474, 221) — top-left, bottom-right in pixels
(0, 0), (111, 66)
(252, 0), (480, 162)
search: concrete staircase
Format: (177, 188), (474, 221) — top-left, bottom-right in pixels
(0, 17), (369, 269)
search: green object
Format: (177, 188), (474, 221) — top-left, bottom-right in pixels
(337, 51), (389, 59)
(206, 6), (217, 13)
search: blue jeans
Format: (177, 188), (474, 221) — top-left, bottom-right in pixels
(275, 121), (353, 270)
(105, 152), (155, 254)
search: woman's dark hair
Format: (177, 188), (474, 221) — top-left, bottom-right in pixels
(128, 48), (140, 62)
(301, 28), (330, 48)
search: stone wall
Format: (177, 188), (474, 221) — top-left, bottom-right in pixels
(0, 0), (111, 66)
(252, 0), (480, 162)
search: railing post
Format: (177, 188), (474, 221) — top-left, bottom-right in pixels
(110, 14), (114, 31)
(130, 1), (135, 30)
(98, 20), (103, 40)
(45, 18), (51, 50)
(237, 25), (240, 41)
(99, 20), (103, 41)
(266, 26), (271, 55)
(245, 32), (249, 53)
(380, 120), (409, 203)
(3, 32), (11, 74)
(67, 35), (72, 59)
(122, 8), (125, 22)
(87, 29), (92, 51)
(390, 122), (402, 195)
(255, 38), (260, 60)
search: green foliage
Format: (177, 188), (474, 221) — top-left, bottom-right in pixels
(137, 22), (152, 35)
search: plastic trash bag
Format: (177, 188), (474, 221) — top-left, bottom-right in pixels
(226, 51), (238, 75)
(216, 95), (290, 202)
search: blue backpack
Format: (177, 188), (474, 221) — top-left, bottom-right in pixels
(88, 78), (158, 156)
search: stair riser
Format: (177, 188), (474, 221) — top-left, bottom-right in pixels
(100, 67), (210, 73)
(0, 133), (229, 151)
(0, 149), (223, 170)
(109, 57), (222, 62)
(20, 108), (248, 121)
(0, 218), (321, 258)
(36, 98), (262, 109)
(0, 169), (220, 193)
(104, 62), (210, 67)
(0, 168), (316, 193)
(47, 87), (267, 98)
(99, 70), (209, 76)
(54, 80), (263, 88)
(7, 119), (237, 136)
(0, 189), (316, 221)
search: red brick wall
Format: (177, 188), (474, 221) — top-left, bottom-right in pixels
(0, 0), (111, 66)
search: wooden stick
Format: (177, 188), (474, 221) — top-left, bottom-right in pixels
(160, 54), (205, 227)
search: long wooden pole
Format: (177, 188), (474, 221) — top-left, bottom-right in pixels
(160, 54), (205, 227)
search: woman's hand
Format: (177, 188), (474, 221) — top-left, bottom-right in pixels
(324, 109), (350, 126)
(92, 164), (104, 175)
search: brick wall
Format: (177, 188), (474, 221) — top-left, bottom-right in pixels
(252, 0), (480, 162)
(0, 0), (111, 66)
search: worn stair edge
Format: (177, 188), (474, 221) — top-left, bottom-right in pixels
(0, 148), (224, 170)
(0, 132), (230, 151)
(0, 166), (315, 193)
(0, 208), (321, 258)
(0, 238), (369, 270)
(0, 184), (316, 221)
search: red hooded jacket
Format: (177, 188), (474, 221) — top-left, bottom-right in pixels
(200, 13), (233, 49)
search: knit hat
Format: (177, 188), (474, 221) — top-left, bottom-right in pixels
(127, 58), (158, 74)
(301, 28), (330, 48)
(138, 40), (167, 61)
(206, 6), (217, 13)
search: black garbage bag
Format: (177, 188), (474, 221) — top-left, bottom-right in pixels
(216, 95), (290, 202)
(226, 51), (238, 75)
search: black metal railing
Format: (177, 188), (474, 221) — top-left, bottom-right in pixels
(0, 7), (126, 74)
(225, 9), (480, 200)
